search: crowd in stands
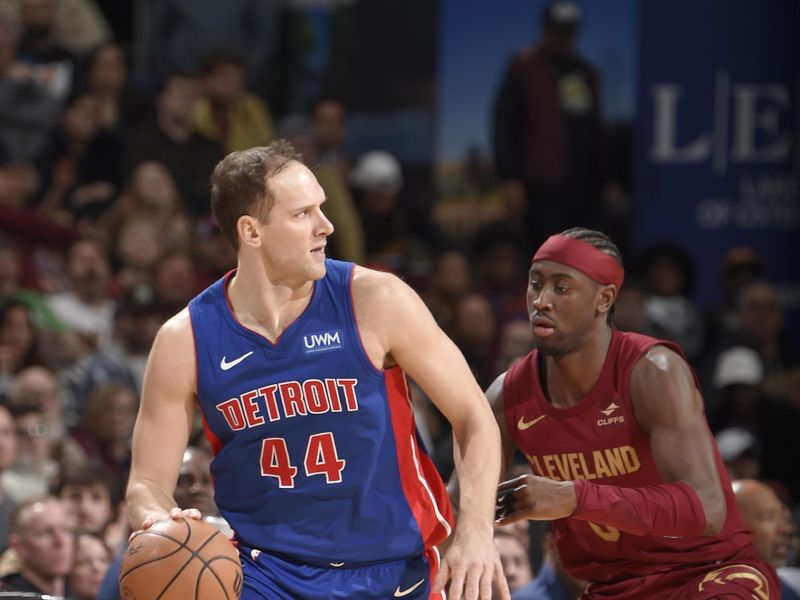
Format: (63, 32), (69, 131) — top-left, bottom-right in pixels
(0, 0), (797, 598)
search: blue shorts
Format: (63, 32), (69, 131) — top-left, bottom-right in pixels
(239, 546), (441, 599)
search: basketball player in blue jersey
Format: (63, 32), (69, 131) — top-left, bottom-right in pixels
(126, 140), (510, 600)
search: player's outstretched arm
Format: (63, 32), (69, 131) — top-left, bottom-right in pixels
(352, 268), (509, 600)
(447, 373), (516, 512)
(126, 309), (200, 532)
(496, 346), (725, 538)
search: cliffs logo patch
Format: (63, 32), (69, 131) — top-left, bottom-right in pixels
(303, 330), (344, 354)
(597, 400), (625, 427)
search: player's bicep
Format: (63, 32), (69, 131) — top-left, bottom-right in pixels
(632, 348), (726, 528)
(383, 280), (485, 425)
(130, 312), (197, 490)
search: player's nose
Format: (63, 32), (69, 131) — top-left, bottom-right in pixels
(317, 211), (334, 237)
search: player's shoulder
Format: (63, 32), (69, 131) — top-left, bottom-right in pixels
(154, 307), (195, 349)
(635, 344), (688, 377)
(351, 265), (412, 305)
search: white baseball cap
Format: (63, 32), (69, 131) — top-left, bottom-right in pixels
(715, 427), (761, 461)
(349, 151), (403, 194)
(712, 346), (764, 389)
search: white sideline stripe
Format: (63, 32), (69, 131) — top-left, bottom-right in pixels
(410, 434), (453, 537)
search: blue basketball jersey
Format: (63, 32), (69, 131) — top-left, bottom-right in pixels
(188, 259), (453, 567)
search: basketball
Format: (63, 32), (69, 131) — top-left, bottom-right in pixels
(119, 518), (242, 600)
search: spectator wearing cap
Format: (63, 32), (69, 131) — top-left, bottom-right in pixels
(715, 427), (762, 482)
(711, 346), (800, 503)
(493, 0), (612, 248)
(60, 284), (161, 416)
(350, 151), (409, 269)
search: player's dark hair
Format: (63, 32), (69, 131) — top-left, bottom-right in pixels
(559, 227), (623, 324)
(210, 140), (302, 249)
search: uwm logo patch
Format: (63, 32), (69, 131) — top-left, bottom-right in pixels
(302, 329), (344, 354)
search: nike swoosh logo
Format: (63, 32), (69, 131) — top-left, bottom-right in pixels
(220, 351), (254, 370)
(517, 414), (546, 430)
(394, 579), (425, 597)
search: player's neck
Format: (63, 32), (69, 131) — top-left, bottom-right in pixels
(227, 260), (314, 341)
(544, 326), (612, 408)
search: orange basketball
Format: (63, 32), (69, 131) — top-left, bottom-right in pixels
(119, 518), (242, 600)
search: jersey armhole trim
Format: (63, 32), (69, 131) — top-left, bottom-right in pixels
(347, 266), (386, 378)
(186, 305), (200, 397)
(502, 362), (521, 442)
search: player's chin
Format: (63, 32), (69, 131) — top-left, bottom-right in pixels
(308, 258), (327, 279)
(534, 338), (564, 357)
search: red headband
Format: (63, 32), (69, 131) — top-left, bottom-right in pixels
(533, 235), (624, 288)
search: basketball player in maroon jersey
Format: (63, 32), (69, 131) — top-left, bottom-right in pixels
(488, 228), (778, 598)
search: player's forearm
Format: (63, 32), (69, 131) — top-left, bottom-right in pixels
(570, 479), (708, 537)
(451, 411), (502, 536)
(126, 477), (177, 530)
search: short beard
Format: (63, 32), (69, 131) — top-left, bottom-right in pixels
(535, 339), (567, 357)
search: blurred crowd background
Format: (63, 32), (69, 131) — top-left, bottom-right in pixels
(0, 0), (797, 598)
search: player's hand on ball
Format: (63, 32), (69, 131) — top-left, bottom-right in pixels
(433, 529), (510, 600)
(495, 474), (577, 524)
(132, 507), (203, 540)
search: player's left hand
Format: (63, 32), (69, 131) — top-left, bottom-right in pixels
(494, 474), (577, 525)
(433, 528), (510, 600)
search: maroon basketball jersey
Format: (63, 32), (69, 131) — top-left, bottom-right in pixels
(503, 329), (753, 583)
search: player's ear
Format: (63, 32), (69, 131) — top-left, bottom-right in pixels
(237, 215), (261, 248)
(597, 284), (617, 315)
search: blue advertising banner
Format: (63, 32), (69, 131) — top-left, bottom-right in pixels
(634, 1), (800, 337)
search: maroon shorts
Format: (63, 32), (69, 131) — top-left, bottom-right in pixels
(582, 558), (778, 599)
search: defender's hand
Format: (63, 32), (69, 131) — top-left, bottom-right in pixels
(495, 474), (577, 524)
